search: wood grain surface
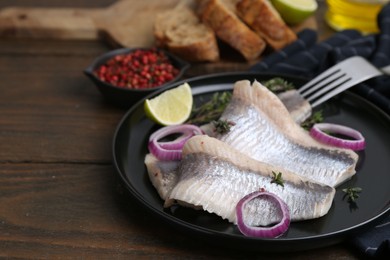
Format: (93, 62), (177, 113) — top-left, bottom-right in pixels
(0, 0), (181, 47)
(0, 0), (364, 259)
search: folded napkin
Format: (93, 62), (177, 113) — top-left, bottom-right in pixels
(251, 4), (390, 258)
(251, 4), (390, 115)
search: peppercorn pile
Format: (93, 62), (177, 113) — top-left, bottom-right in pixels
(94, 48), (179, 89)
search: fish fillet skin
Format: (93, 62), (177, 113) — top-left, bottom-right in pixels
(145, 154), (180, 200)
(277, 89), (312, 124)
(166, 135), (335, 226)
(212, 80), (358, 187)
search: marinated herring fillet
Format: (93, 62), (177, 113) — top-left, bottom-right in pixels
(212, 80), (358, 187)
(277, 89), (311, 124)
(145, 153), (180, 200)
(166, 135), (335, 226)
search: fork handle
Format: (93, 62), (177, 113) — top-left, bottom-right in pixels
(380, 64), (390, 75)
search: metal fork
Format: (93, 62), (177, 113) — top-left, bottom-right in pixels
(298, 56), (390, 108)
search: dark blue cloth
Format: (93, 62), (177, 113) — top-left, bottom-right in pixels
(250, 4), (390, 115)
(351, 215), (390, 258)
(251, 3), (390, 258)
(250, 29), (318, 72)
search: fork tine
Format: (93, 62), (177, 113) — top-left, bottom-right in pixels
(306, 76), (351, 102)
(298, 68), (340, 94)
(310, 72), (383, 108)
(300, 71), (346, 98)
(298, 56), (384, 108)
(310, 81), (356, 108)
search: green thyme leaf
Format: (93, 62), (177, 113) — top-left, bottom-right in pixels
(271, 171), (284, 187)
(262, 77), (295, 93)
(187, 91), (232, 125)
(301, 110), (324, 130)
(342, 187), (362, 202)
(212, 119), (235, 134)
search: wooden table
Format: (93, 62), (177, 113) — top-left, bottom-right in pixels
(0, 1), (364, 258)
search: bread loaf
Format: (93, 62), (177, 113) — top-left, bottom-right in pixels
(154, 4), (219, 62)
(236, 0), (297, 50)
(199, 0), (266, 61)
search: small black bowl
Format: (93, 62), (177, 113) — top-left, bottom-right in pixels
(84, 47), (190, 108)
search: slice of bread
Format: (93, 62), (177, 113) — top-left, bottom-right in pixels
(199, 0), (266, 61)
(154, 4), (219, 62)
(236, 0), (297, 50)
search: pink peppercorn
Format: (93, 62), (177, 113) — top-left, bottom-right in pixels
(95, 48), (179, 89)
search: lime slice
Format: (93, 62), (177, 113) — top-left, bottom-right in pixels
(144, 83), (193, 126)
(271, 0), (318, 25)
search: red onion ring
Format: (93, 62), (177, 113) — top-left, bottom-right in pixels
(148, 124), (203, 161)
(236, 190), (290, 238)
(309, 123), (366, 151)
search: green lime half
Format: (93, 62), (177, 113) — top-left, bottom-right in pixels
(271, 0), (318, 25)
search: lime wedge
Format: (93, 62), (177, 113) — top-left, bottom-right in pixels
(271, 0), (318, 25)
(144, 83), (193, 126)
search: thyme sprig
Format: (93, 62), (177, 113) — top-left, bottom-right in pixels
(342, 187), (362, 203)
(301, 110), (324, 130)
(262, 77), (295, 93)
(186, 91), (232, 125)
(212, 119), (236, 134)
(271, 171), (284, 187)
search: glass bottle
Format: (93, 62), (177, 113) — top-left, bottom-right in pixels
(325, 0), (389, 33)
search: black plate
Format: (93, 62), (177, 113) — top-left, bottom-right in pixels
(112, 72), (390, 252)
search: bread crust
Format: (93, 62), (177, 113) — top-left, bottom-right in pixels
(236, 0), (297, 50)
(166, 36), (220, 62)
(154, 4), (219, 62)
(200, 0), (266, 61)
